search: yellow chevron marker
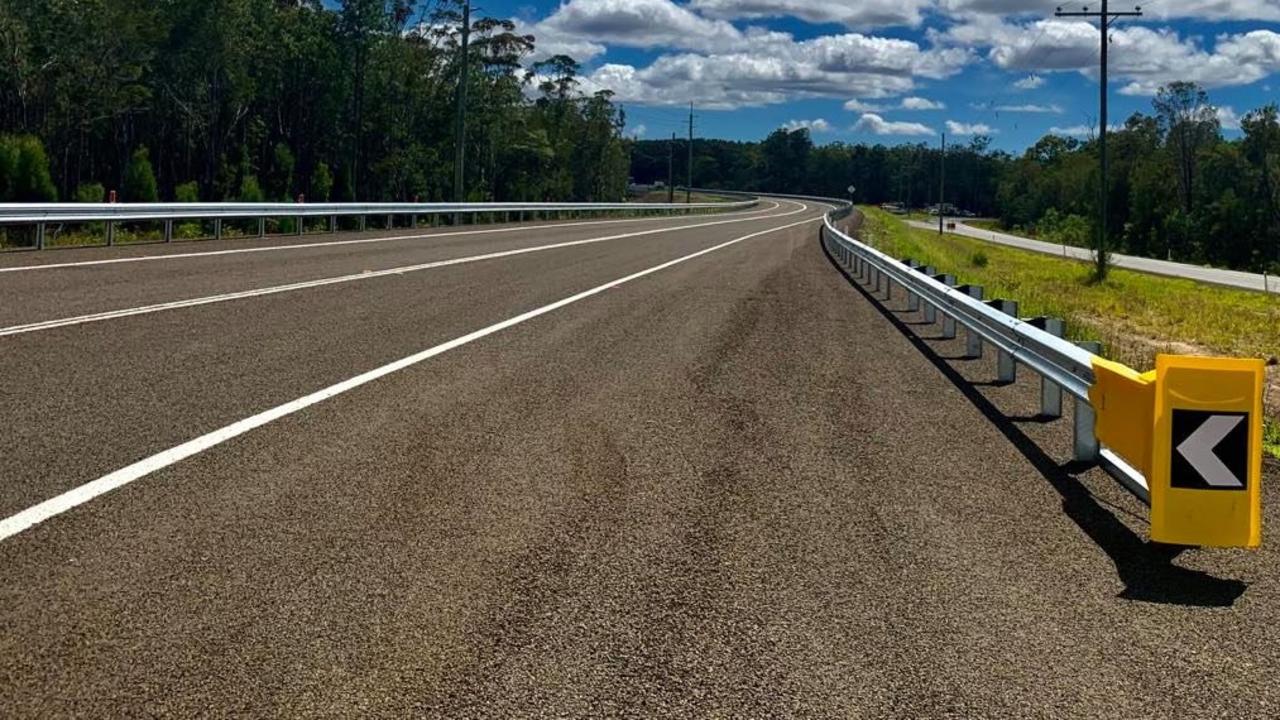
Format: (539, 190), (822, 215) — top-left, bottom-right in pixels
(1090, 354), (1264, 548)
(1150, 355), (1264, 548)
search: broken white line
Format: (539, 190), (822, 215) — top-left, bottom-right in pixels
(0, 208), (820, 542)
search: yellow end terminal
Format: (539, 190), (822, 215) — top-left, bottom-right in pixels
(1089, 357), (1157, 478)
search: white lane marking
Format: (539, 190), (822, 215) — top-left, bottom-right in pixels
(0, 203), (806, 338)
(0, 209), (819, 542)
(0, 203), (777, 274)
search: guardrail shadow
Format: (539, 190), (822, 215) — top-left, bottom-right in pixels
(820, 233), (1246, 608)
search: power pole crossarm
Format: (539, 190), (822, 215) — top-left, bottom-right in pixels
(1055, 2), (1142, 279)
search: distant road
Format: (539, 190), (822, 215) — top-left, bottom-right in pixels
(1, 199), (1277, 715)
(907, 219), (1279, 294)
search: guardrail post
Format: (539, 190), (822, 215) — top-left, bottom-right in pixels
(359, 215), (367, 232)
(987, 299), (1019, 382)
(959, 285), (984, 358)
(258, 218), (266, 238)
(106, 221), (115, 246)
(920, 266), (937, 323)
(329, 215), (337, 233)
(164, 220), (173, 243)
(903, 260), (921, 311)
(386, 214), (393, 230)
(214, 219), (222, 241)
(934, 274), (957, 338)
(1029, 317), (1066, 418)
(1074, 340), (1103, 462)
(36, 222), (45, 250)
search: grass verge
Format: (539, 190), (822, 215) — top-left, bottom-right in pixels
(858, 206), (1280, 458)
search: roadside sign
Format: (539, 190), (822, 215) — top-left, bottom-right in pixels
(847, 185), (856, 194)
(1149, 355), (1264, 547)
(1171, 411), (1249, 490)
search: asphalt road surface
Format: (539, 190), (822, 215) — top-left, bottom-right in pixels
(906, 218), (1279, 294)
(2, 200), (1277, 718)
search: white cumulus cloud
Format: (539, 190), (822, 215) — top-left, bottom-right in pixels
(853, 113), (936, 136)
(994, 103), (1063, 113)
(689, 0), (934, 28)
(782, 118), (834, 133)
(946, 120), (997, 135)
(901, 96), (946, 110)
(1217, 106), (1242, 130)
(1014, 74), (1045, 89)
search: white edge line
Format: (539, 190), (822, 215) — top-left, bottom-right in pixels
(0, 202), (777, 274)
(0, 208), (819, 542)
(0, 202), (804, 337)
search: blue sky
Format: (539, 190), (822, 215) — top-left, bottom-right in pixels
(416, 1), (1280, 150)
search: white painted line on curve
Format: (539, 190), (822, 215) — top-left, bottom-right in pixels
(0, 202), (777, 274)
(0, 208), (820, 542)
(0, 202), (805, 337)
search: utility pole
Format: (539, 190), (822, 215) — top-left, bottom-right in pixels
(453, 0), (471, 217)
(938, 132), (946, 235)
(686, 103), (694, 203)
(668, 133), (676, 204)
(1055, 2), (1142, 278)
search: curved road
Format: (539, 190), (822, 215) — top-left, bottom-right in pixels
(907, 218), (1279, 294)
(1, 200), (1277, 717)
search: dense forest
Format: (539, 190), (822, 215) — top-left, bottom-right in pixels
(635, 83), (1280, 273)
(2, 2), (1276, 272)
(0, 0), (629, 205)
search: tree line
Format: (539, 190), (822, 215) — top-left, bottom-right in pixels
(0, 0), (629, 205)
(634, 82), (1279, 273)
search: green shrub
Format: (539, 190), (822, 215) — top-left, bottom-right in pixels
(970, 251), (989, 268)
(310, 161), (334, 202)
(1, 135), (58, 201)
(74, 182), (105, 203)
(269, 143), (295, 200)
(123, 147), (158, 202)
(174, 181), (200, 202)
(172, 181), (203, 237)
(0, 136), (17, 200)
(238, 174), (264, 202)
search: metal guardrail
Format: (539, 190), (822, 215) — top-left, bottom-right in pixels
(0, 199), (758, 250)
(821, 203), (1152, 504)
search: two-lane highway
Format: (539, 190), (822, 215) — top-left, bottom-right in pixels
(2, 199), (1278, 717)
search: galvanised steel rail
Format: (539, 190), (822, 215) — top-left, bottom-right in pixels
(0, 199), (758, 250)
(821, 203), (1152, 504)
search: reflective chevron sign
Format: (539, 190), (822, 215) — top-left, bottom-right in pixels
(1151, 355), (1264, 548)
(1171, 411), (1250, 490)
